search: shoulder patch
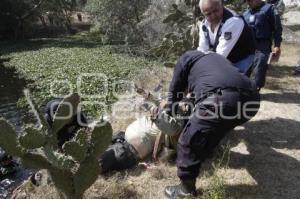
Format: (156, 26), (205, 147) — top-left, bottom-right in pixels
(249, 15), (256, 23)
(224, 32), (232, 40)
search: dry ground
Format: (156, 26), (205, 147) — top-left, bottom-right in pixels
(17, 42), (300, 199)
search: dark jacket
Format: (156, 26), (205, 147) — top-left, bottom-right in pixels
(243, 2), (283, 53)
(167, 51), (256, 110)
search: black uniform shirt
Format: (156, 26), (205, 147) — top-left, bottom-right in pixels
(167, 50), (255, 108)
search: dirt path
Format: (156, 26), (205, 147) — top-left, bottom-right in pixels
(220, 42), (300, 199)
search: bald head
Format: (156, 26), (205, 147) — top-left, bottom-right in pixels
(199, 0), (223, 12)
(199, 0), (224, 25)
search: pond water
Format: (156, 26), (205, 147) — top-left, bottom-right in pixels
(0, 63), (35, 199)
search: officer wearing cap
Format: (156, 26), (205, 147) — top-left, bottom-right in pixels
(163, 50), (260, 198)
(198, 0), (256, 74)
(243, 0), (283, 89)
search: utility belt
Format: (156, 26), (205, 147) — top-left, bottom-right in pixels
(200, 87), (255, 100)
(194, 86), (258, 110)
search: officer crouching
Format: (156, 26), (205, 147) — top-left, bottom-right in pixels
(164, 50), (260, 198)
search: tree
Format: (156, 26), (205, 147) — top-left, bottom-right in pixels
(38, 0), (79, 33)
(0, 0), (84, 40)
(147, 0), (201, 66)
(85, 0), (150, 44)
(0, 0), (43, 40)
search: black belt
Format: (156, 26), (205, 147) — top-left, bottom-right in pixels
(196, 86), (257, 104)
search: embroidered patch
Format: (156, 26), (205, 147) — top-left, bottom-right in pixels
(249, 15), (255, 23)
(224, 32), (232, 40)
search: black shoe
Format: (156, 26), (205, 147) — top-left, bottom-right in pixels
(164, 179), (197, 199)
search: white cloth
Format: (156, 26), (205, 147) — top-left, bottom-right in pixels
(125, 113), (183, 159)
(125, 116), (159, 159)
(197, 10), (244, 58)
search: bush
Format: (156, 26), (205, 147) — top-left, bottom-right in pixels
(85, 0), (149, 44)
(137, 0), (176, 47)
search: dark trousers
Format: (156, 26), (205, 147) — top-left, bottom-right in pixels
(177, 89), (260, 180)
(251, 51), (269, 89)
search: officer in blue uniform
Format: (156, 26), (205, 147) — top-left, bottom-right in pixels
(244, 0), (283, 89)
(163, 50), (260, 198)
(198, 0), (256, 74)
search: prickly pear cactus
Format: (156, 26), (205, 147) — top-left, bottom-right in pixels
(0, 93), (112, 199)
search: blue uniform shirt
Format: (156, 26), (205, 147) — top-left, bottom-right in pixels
(243, 2), (282, 54)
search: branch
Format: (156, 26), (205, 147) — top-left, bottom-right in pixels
(21, 0), (45, 20)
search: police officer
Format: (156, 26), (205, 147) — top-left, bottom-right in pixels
(164, 50), (260, 198)
(198, 0), (256, 74)
(243, 0), (283, 89)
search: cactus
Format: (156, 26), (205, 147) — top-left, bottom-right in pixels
(0, 93), (112, 199)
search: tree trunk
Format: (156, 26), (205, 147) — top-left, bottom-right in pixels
(39, 15), (48, 28)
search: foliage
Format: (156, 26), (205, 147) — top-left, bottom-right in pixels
(203, 175), (226, 199)
(0, 37), (160, 117)
(0, 0), (41, 40)
(85, 0), (150, 44)
(148, 0), (201, 66)
(137, 0), (176, 47)
(38, 0), (79, 32)
(0, 0), (85, 40)
(0, 93), (112, 199)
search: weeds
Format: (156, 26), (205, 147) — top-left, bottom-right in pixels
(200, 140), (232, 199)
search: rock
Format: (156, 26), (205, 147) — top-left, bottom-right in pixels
(282, 25), (300, 43)
(283, 11), (300, 26)
(283, 0), (300, 7)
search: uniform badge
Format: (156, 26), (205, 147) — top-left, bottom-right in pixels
(249, 15), (255, 23)
(224, 32), (232, 40)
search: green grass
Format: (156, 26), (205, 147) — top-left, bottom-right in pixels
(0, 37), (161, 117)
(199, 141), (232, 199)
(202, 175), (226, 199)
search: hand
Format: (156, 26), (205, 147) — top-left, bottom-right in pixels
(150, 106), (159, 120)
(178, 101), (189, 113)
(272, 47), (281, 62)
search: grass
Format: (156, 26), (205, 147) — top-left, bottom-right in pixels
(202, 175), (226, 199)
(0, 37), (162, 118)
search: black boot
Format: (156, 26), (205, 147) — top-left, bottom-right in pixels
(164, 179), (197, 198)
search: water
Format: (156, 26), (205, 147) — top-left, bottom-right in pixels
(0, 64), (26, 127)
(0, 63), (34, 199)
